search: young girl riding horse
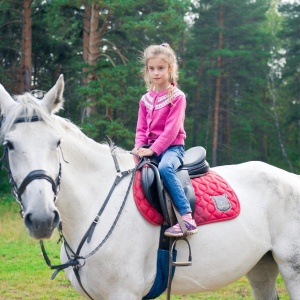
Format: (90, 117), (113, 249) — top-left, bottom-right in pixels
(132, 43), (198, 238)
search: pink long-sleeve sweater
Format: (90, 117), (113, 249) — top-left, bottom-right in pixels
(134, 87), (186, 156)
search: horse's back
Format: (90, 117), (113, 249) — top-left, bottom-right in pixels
(212, 160), (300, 229)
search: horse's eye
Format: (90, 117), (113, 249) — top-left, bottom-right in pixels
(4, 141), (14, 150)
(57, 140), (61, 147)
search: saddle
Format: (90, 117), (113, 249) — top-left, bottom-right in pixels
(140, 146), (209, 225)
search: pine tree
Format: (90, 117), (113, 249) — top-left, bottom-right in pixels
(278, 2), (300, 94)
(79, 0), (189, 147)
(0, 1), (23, 93)
(20, 0), (32, 93)
(276, 1), (300, 171)
(184, 0), (272, 166)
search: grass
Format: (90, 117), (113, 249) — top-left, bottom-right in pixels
(0, 196), (83, 300)
(0, 195), (289, 299)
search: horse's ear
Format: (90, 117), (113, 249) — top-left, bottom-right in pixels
(42, 74), (65, 114)
(0, 84), (16, 116)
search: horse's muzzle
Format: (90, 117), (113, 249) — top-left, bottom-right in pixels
(24, 209), (60, 239)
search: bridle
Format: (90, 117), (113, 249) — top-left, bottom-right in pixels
(0, 115), (62, 217)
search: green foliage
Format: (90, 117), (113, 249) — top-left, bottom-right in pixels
(0, 1), (22, 93)
(0, 0), (300, 172)
(184, 0), (274, 165)
(79, 61), (143, 148)
(0, 146), (10, 194)
(278, 3), (300, 101)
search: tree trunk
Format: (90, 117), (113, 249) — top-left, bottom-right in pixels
(83, 3), (91, 80)
(192, 55), (204, 146)
(181, 31), (185, 68)
(261, 84), (267, 161)
(212, 5), (224, 166)
(83, 3), (100, 118)
(83, 3), (109, 119)
(20, 0), (32, 93)
(81, 3), (90, 122)
(88, 3), (100, 67)
(268, 74), (294, 172)
(225, 90), (231, 162)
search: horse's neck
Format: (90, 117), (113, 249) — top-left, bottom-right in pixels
(57, 126), (135, 244)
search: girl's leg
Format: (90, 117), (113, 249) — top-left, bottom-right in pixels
(158, 146), (190, 215)
(158, 146), (197, 237)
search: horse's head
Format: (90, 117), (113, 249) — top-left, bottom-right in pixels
(0, 75), (65, 239)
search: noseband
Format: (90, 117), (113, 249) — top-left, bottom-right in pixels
(1, 116), (62, 217)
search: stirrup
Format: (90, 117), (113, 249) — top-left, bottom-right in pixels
(166, 237), (192, 300)
(169, 237), (192, 267)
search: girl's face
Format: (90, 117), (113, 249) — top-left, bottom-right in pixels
(147, 55), (172, 92)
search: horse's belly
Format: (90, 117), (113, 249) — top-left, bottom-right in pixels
(171, 212), (271, 294)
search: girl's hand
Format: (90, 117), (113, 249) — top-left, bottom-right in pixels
(132, 147), (139, 154)
(136, 148), (155, 158)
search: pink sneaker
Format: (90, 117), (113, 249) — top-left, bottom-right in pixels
(164, 219), (198, 237)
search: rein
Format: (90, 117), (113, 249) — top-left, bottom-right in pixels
(40, 145), (137, 300)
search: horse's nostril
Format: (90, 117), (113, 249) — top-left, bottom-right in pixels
(24, 213), (33, 229)
(53, 210), (60, 228)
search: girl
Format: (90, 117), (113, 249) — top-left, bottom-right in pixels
(132, 43), (198, 237)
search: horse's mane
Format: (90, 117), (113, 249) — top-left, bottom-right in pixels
(55, 117), (129, 158)
(0, 93), (126, 156)
(0, 93), (54, 142)
(55, 116), (102, 146)
(0, 93), (85, 141)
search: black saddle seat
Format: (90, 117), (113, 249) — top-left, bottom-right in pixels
(180, 146), (209, 177)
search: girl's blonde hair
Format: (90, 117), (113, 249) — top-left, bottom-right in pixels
(142, 43), (179, 92)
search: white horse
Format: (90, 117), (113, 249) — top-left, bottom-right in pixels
(0, 75), (299, 300)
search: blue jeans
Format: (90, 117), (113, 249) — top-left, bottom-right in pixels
(157, 145), (191, 216)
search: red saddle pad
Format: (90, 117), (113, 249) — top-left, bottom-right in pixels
(133, 169), (240, 226)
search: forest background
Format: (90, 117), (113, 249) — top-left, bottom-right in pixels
(0, 0), (299, 193)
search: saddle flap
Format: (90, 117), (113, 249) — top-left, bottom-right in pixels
(141, 166), (154, 198)
(141, 164), (164, 215)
